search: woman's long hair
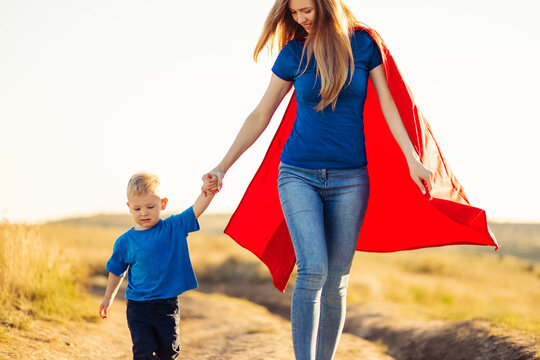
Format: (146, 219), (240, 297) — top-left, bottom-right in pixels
(254, 0), (383, 111)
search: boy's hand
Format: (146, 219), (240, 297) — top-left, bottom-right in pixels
(100, 272), (122, 319)
(99, 298), (113, 319)
(202, 173), (219, 197)
(194, 175), (217, 218)
(203, 167), (225, 193)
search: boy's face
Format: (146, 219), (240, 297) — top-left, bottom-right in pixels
(127, 192), (168, 230)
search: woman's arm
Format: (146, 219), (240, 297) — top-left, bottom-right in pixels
(205, 74), (292, 191)
(369, 64), (433, 195)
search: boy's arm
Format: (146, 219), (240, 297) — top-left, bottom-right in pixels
(99, 272), (124, 319)
(193, 190), (215, 219)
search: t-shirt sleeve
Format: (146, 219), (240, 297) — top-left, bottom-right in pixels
(272, 43), (295, 81)
(106, 236), (128, 277)
(169, 206), (200, 235)
(368, 35), (383, 71)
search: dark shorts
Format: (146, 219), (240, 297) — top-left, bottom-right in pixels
(126, 297), (180, 360)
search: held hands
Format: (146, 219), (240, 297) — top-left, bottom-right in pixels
(407, 155), (433, 198)
(202, 167), (225, 196)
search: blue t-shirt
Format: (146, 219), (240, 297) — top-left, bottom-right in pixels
(272, 30), (383, 169)
(106, 207), (199, 301)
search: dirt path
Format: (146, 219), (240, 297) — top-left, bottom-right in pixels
(0, 291), (393, 360)
(199, 282), (540, 360)
(180, 291), (393, 360)
(0, 296), (132, 360)
(345, 303), (540, 360)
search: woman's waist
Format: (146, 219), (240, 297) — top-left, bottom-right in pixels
(279, 153), (368, 170)
(280, 136), (367, 170)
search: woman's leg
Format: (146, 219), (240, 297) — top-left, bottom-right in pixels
(278, 164), (327, 360)
(316, 167), (370, 360)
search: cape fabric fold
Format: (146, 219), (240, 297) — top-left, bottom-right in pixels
(225, 28), (498, 292)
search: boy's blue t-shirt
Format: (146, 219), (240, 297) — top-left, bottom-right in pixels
(106, 207), (199, 301)
(272, 30), (383, 169)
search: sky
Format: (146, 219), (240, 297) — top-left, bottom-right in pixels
(1, 0), (539, 223)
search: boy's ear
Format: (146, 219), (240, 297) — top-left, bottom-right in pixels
(161, 197), (168, 210)
(126, 202), (131, 209)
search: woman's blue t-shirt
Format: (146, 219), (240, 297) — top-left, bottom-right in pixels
(106, 207), (199, 301)
(272, 30), (382, 169)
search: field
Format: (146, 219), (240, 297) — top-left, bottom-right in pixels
(190, 217), (540, 337)
(0, 214), (539, 358)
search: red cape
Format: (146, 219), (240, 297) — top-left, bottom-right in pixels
(225, 28), (498, 292)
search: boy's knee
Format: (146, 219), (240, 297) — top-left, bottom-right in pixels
(156, 332), (180, 360)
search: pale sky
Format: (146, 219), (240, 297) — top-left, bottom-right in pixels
(1, 0), (539, 223)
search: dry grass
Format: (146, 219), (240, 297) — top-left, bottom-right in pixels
(39, 223), (127, 275)
(0, 221), (108, 333)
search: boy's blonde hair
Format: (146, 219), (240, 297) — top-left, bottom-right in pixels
(127, 172), (160, 197)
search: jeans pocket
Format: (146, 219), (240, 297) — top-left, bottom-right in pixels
(278, 164), (306, 188)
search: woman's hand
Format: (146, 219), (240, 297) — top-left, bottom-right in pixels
(201, 173), (218, 197)
(202, 167), (225, 194)
(407, 156), (433, 197)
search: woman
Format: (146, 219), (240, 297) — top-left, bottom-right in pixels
(203, 0), (494, 359)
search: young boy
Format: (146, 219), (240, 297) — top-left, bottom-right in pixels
(99, 171), (216, 360)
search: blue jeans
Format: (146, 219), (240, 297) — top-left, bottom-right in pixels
(126, 297), (180, 360)
(277, 162), (369, 360)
